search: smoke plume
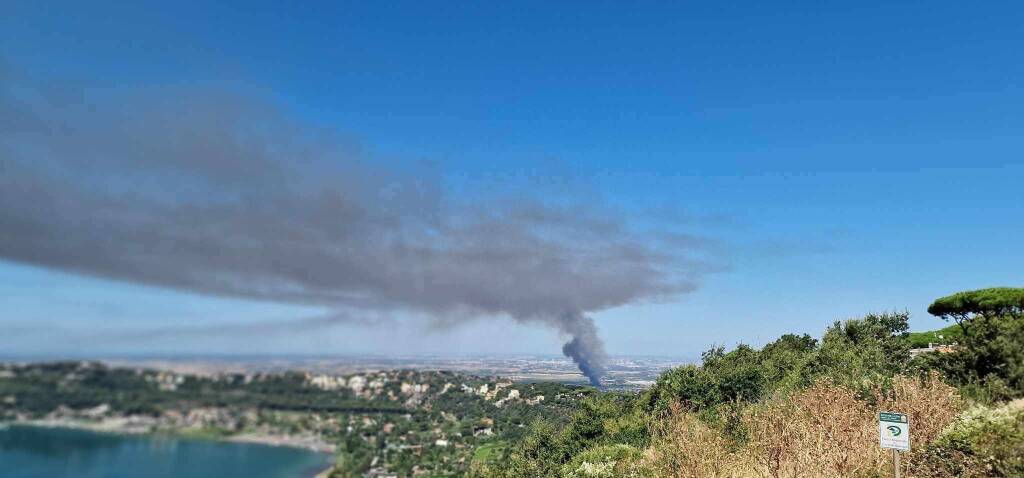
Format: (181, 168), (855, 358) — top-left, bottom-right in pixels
(559, 313), (607, 386)
(0, 71), (714, 386)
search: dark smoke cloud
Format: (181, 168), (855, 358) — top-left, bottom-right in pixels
(106, 312), (391, 342)
(560, 314), (607, 387)
(0, 71), (716, 386)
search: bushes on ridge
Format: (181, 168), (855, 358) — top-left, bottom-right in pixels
(925, 287), (1024, 399)
(646, 374), (963, 478)
(483, 288), (1024, 478)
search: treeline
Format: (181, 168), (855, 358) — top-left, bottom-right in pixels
(473, 287), (1024, 478)
(0, 364), (406, 416)
(0, 362), (587, 478)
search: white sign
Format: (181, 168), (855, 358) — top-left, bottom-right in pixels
(879, 412), (909, 451)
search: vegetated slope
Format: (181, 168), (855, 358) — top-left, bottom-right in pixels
(4, 288), (1023, 477)
(908, 323), (965, 348)
(474, 288), (1024, 478)
(0, 363), (588, 477)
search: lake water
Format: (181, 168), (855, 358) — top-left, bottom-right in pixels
(0, 425), (331, 478)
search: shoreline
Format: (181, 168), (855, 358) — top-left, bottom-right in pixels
(6, 417), (337, 455)
(5, 419), (335, 477)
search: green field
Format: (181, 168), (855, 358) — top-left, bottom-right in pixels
(472, 442), (507, 464)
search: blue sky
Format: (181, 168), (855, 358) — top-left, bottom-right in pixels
(2, 1), (1022, 358)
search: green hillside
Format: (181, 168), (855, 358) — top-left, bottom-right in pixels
(473, 287), (1024, 478)
(907, 323), (965, 348)
(4, 287), (1023, 478)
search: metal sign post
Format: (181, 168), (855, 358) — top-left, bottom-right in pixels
(879, 412), (909, 478)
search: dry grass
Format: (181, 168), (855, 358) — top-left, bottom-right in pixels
(874, 372), (965, 475)
(744, 381), (884, 478)
(647, 404), (739, 478)
(647, 374), (964, 478)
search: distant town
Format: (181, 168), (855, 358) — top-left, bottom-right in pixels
(0, 360), (599, 477)
(85, 354), (693, 391)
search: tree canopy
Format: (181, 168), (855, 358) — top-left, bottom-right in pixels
(927, 287), (1024, 321)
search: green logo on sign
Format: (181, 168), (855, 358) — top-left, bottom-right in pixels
(880, 412), (907, 423)
(887, 425), (902, 436)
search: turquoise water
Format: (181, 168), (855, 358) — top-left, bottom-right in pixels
(0, 425), (331, 478)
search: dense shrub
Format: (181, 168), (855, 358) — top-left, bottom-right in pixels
(957, 315), (1024, 395)
(805, 311), (911, 391)
(475, 394), (650, 478)
(642, 333), (820, 419)
(928, 399), (1024, 477)
(490, 420), (564, 478)
(526, 371), (972, 478)
(927, 287), (1024, 397)
(561, 444), (647, 478)
(487, 289), (1024, 478)
(642, 364), (721, 415)
(642, 375), (963, 478)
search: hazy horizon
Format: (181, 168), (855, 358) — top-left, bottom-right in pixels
(3, 1), (1022, 367)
